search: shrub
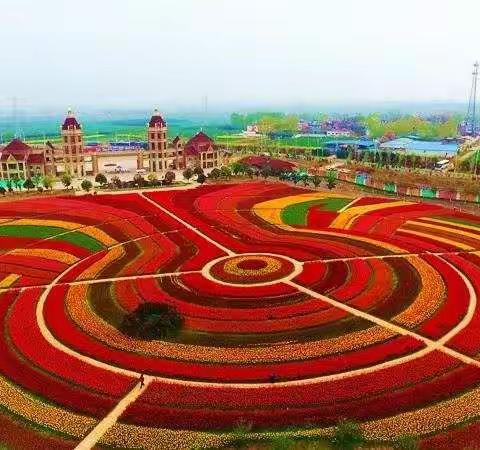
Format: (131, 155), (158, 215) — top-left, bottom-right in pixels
(95, 173), (108, 186)
(163, 171), (175, 185)
(197, 173), (207, 184)
(331, 419), (365, 450)
(61, 173), (72, 189)
(230, 420), (252, 448)
(270, 435), (295, 450)
(111, 176), (122, 188)
(393, 435), (419, 450)
(326, 169), (337, 189)
(209, 168), (221, 179)
(133, 174), (145, 188)
(119, 303), (183, 340)
(24, 178), (35, 191)
(42, 175), (55, 190)
(193, 166), (204, 176)
(183, 167), (193, 181)
(81, 179), (93, 192)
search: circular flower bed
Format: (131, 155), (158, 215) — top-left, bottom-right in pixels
(209, 255), (295, 285)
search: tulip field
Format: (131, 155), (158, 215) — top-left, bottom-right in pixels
(3, 181), (480, 448)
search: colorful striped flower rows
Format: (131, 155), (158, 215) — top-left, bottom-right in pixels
(2, 183), (480, 448)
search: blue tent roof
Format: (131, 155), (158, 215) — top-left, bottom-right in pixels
(379, 138), (458, 154)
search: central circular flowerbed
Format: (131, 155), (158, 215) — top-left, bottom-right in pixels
(208, 254), (297, 285)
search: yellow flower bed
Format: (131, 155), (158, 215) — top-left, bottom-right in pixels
(75, 246), (124, 281)
(10, 248), (79, 265)
(393, 255), (445, 328)
(0, 374), (95, 438)
(80, 225), (118, 247)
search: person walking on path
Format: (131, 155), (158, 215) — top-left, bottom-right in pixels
(139, 373), (145, 388)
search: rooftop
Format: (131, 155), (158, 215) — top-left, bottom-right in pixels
(149, 109), (166, 128)
(379, 138), (459, 154)
(62, 110), (81, 130)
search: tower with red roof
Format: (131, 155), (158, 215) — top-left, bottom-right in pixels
(58, 109), (84, 176)
(147, 109), (168, 172)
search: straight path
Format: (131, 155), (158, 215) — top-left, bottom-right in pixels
(74, 376), (152, 450)
(140, 192), (236, 256)
(287, 253), (480, 368)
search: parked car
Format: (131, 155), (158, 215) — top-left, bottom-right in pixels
(135, 168), (147, 175)
(114, 165), (128, 173)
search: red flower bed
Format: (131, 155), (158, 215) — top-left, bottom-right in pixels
(0, 290), (127, 418)
(417, 254), (469, 339)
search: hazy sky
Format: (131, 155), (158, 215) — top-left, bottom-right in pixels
(0, 0), (479, 111)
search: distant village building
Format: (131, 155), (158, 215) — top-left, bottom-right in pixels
(0, 139), (45, 180)
(379, 138), (459, 158)
(325, 129), (353, 137)
(45, 110), (85, 176)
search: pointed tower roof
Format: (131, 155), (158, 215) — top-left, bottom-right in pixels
(62, 109), (81, 130)
(148, 108), (166, 127)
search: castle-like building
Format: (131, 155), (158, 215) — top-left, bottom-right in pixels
(0, 109), (221, 180)
(146, 109), (220, 171)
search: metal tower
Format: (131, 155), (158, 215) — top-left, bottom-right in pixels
(466, 61), (479, 136)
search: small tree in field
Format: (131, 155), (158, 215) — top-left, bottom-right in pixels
(120, 303), (183, 340)
(147, 172), (158, 186)
(95, 173), (107, 187)
(209, 168), (221, 180)
(312, 175), (322, 188)
(43, 175), (55, 190)
(111, 176), (122, 189)
(326, 169), (337, 189)
(23, 178), (35, 191)
(220, 166), (232, 179)
(133, 173), (144, 188)
(12, 175), (23, 191)
(231, 161), (247, 176)
(163, 171), (175, 185)
(81, 179), (93, 192)
(32, 173), (42, 188)
(61, 173), (72, 189)
(193, 166), (204, 176)
(182, 167), (193, 181)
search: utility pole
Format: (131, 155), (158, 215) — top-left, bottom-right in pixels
(466, 62), (479, 136)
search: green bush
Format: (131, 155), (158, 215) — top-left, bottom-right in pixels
(270, 435), (295, 450)
(393, 435), (419, 450)
(331, 419), (365, 450)
(119, 303), (183, 340)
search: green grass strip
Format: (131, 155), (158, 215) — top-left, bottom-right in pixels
(281, 198), (351, 226)
(281, 200), (322, 226)
(0, 225), (103, 252)
(321, 197), (352, 211)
